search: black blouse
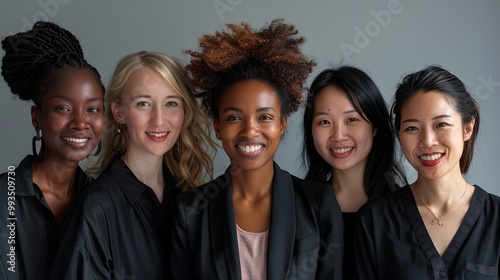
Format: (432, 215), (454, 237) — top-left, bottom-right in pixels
(0, 155), (90, 280)
(353, 185), (500, 280)
(49, 155), (177, 279)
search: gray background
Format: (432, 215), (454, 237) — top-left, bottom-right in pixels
(1, 0), (499, 195)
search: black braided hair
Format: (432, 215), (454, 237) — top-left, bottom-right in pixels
(1, 21), (104, 107)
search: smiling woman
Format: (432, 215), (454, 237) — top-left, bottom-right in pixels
(169, 19), (344, 280)
(49, 51), (216, 279)
(353, 65), (500, 280)
(0, 21), (105, 280)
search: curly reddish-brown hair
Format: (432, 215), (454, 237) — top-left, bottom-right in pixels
(185, 18), (315, 118)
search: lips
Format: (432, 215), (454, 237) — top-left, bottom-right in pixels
(329, 146), (353, 158)
(236, 142), (264, 157)
(62, 137), (90, 143)
(419, 153), (443, 167)
(146, 131), (169, 142)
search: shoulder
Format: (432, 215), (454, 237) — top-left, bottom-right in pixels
(358, 185), (408, 217)
(179, 172), (231, 205)
(72, 171), (120, 212)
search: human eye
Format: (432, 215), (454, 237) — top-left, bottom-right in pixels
(346, 117), (359, 123)
(403, 126), (418, 132)
(259, 114), (274, 121)
(166, 101), (179, 107)
(316, 119), (330, 125)
(55, 105), (70, 112)
(226, 115), (241, 121)
(88, 106), (102, 113)
(436, 122), (449, 128)
(137, 101), (150, 107)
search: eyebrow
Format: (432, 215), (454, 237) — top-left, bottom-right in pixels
(313, 109), (358, 117)
(130, 94), (181, 100)
(50, 95), (103, 102)
(402, 114), (452, 123)
(222, 106), (277, 113)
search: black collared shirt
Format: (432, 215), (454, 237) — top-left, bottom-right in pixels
(0, 155), (90, 280)
(50, 155), (178, 279)
(353, 185), (500, 280)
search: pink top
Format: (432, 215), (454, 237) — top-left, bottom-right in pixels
(236, 224), (269, 280)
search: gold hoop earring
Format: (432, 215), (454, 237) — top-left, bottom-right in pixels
(112, 125), (126, 154)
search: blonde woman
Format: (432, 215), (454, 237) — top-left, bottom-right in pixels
(51, 51), (215, 279)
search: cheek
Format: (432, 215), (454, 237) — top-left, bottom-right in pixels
(167, 110), (185, 130)
(91, 115), (105, 137)
(312, 128), (327, 150)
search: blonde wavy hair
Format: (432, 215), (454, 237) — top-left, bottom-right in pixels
(89, 51), (215, 191)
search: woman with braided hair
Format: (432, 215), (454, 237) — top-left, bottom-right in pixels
(0, 21), (104, 279)
(169, 19), (343, 279)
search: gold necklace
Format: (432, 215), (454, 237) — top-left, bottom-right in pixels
(416, 182), (467, 227)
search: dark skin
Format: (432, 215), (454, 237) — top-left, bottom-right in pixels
(30, 66), (104, 227)
(214, 80), (287, 232)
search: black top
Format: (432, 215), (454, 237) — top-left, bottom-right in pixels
(353, 185), (500, 280)
(0, 155), (90, 280)
(169, 162), (344, 280)
(49, 155), (177, 279)
(342, 211), (357, 280)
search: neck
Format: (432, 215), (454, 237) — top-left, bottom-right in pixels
(32, 159), (78, 197)
(230, 163), (274, 200)
(121, 152), (165, 201)
(331, 167), (368, 212)
(412, 172), (468, 206)
(331, 167), (366, 194)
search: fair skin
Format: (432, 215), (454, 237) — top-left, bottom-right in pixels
(112, 67), (184, 202)
(214, 79), (287, 232)
(31, 66), (104, 227)
(399, 90), (475, 256)
(311, 86), (375, 212)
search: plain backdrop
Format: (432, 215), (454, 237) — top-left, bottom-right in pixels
(1, 0), (499, 195)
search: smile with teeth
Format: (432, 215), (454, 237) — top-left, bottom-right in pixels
(419, 153), (443, 161)
(331, 147), (353, 153)
(238, 144), (263, 153)
(63, 137), (89, 143)
(147, 132), (168, 137)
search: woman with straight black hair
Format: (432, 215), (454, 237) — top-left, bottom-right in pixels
(302, 66), (406, 278)
(353, 65), (500, 279)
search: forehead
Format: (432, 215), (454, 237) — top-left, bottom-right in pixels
(123, 67), (180, 98)
(313, 85), (352, 110)
(220, 79), (281, 109)
(43, 66), (100, 91)
(401, 91), (458, 118)
(41, 66), (103, 99)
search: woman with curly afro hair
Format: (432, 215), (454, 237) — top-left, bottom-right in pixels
(169, 19), (343, 280)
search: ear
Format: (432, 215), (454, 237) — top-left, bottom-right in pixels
(31, 106), (40, 130)
(280, 116), (288, 137)
(463, 118), (475, 141)
(213, 118), (221, 140)
(111, 102), (126, 124)
(373, 127), (378, 137)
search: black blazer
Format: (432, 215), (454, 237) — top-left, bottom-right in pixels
(169, 162), (343, 280)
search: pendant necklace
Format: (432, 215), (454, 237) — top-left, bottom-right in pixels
(416, 182), (467, 227)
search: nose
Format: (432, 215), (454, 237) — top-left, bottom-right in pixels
(329, 122), (347, 142)
(241, 118), (259, 138)
(420, 128), (438, 148)
(69, 110), (90, 130)
(152, 105), (165, 126)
